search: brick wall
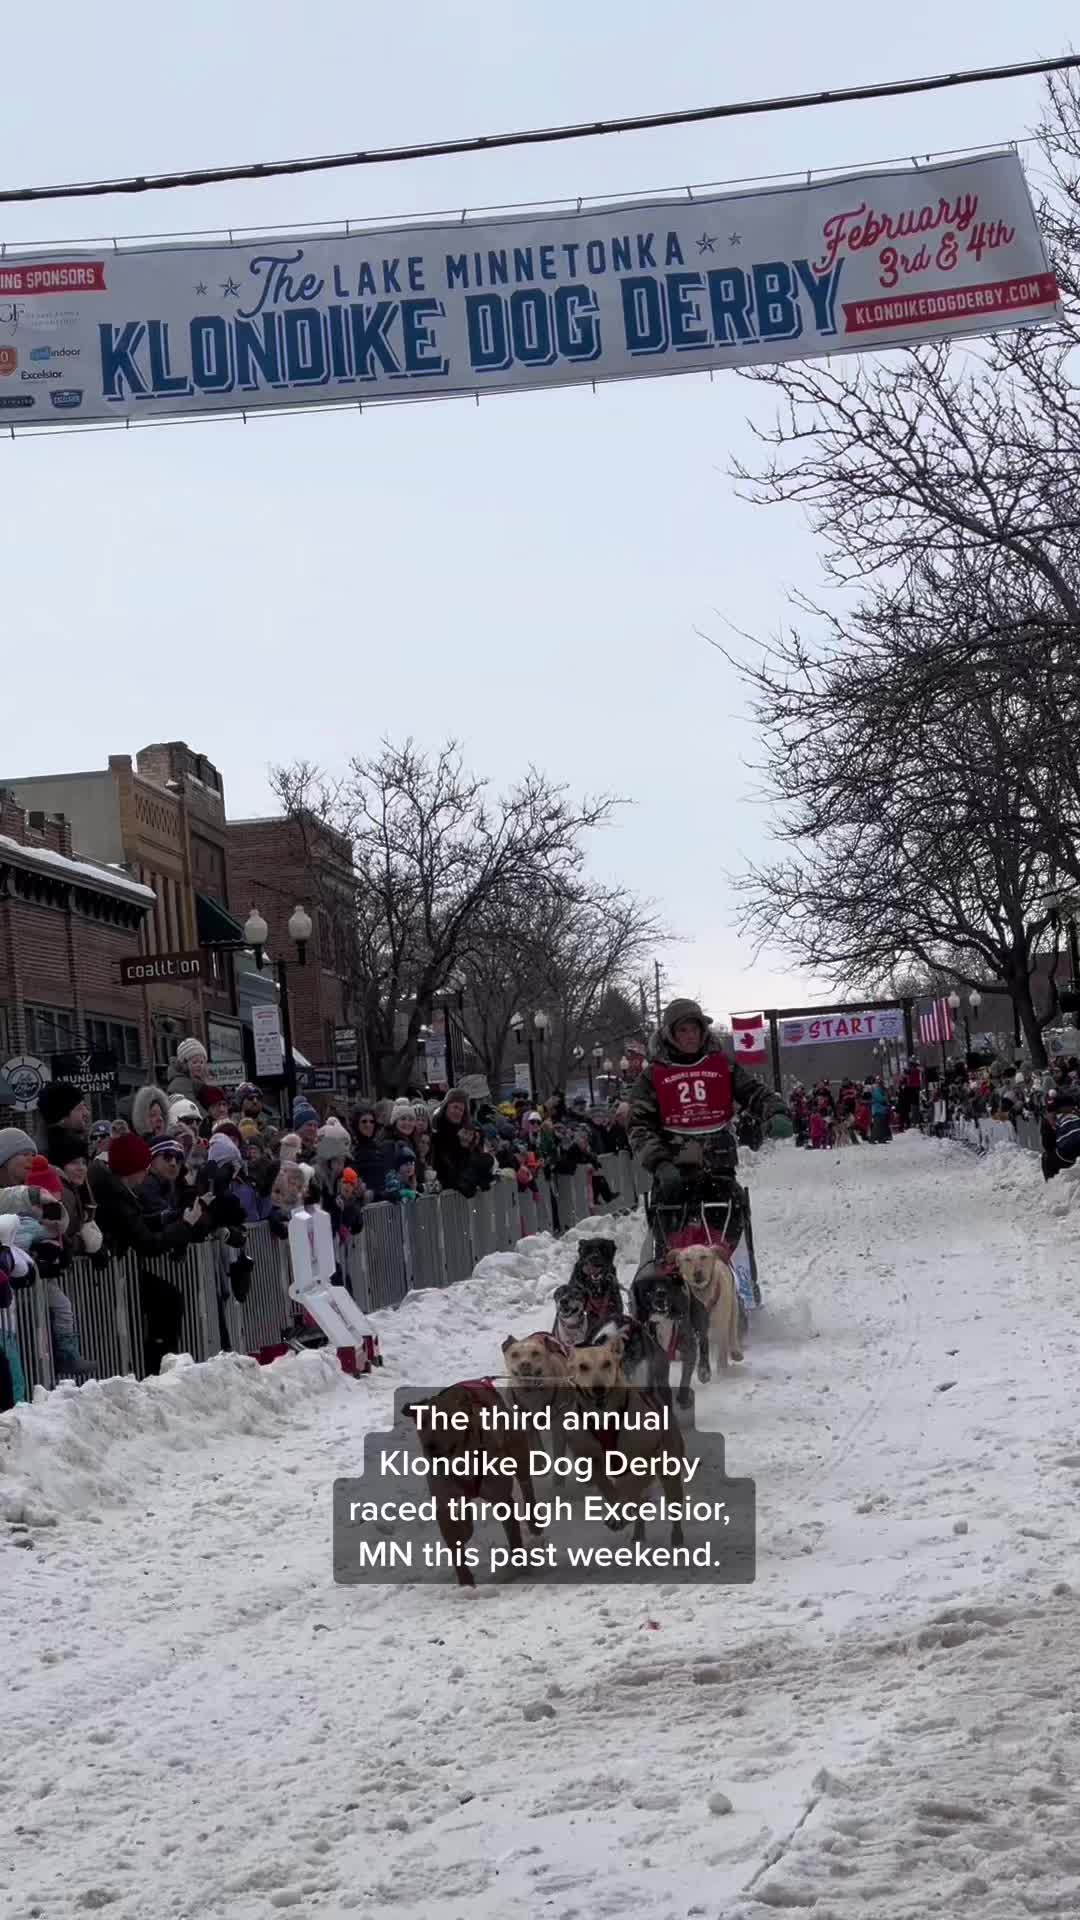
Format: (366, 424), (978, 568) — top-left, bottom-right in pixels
(228, 817), (350, 1065)
(0, 791), (151, 1075)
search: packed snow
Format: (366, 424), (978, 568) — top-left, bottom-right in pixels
(5, 1133), (1080, 1919)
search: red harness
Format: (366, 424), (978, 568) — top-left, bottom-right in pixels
(456, 1376), (498, 1399)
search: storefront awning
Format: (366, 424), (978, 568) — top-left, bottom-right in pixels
(196, 892), (246, 948)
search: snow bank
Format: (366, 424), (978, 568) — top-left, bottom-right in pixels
(0, 1346), (345, 1524)
(0, 1210), (643, 1525)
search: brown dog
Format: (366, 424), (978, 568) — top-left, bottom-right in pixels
(674, 1246), (743, 1373)
(567, 1337), (688, 1550)
(403, 1379), (542, 1588)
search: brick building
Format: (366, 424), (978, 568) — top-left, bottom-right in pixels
(2, 743), (247, 1083)
(0, 790), (154, 1111)
(227, 813), (354, 1071)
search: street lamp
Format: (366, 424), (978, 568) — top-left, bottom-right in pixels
(967, 988), (981, 1057)
(244, 903), (312, 1111)
(531, 1009), (549, 1099)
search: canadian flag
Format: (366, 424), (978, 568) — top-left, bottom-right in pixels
(731, 1013), (768, 1064)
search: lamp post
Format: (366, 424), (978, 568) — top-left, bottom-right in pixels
(591, 1042), (602, 1105)
(244, 903), (312, 1112)
(947, 990), (961, 1078)
(967, 988), (981, 1058)
(618, 1053), (630, 1096)
(602, 1056), (614, 1098)
(532, 1009), (549, 1101)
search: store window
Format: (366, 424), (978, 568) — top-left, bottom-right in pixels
(85, 1018), (143, 1069)
(27, 1006), (78, 1057)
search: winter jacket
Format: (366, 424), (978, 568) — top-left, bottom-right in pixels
(627, 998), (785, 1173)
(88, 1163), (196, 1259)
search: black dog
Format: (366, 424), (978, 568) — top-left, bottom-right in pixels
(552, 1238), (623, 1346)
(617, 1261), (697, 1409)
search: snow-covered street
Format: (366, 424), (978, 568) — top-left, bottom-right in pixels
(6, 1133), (1080, 1920)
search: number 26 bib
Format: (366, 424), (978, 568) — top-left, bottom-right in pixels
(651, 1053), (734, 1134)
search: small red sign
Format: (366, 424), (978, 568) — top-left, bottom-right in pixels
(0, 262), (106, 296)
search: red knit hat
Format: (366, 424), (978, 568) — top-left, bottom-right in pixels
(108, 1133), (152, 1177)
(27, 1155), (63, 1199)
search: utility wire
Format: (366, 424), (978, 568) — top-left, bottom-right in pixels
(1, 52), (1077, 207)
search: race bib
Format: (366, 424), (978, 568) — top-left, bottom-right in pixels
(652, 1053), (734, 1133)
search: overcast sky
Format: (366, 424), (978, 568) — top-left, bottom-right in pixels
(2, 2), (1073, 1020)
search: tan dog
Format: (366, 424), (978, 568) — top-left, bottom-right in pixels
(567, 1337), (688, 1550)
(403, 1380), (542, 1588)
(502, 1331), (577, 1478)
(674, 1246), (743, 1372)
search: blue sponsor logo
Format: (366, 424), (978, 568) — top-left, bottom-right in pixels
(50, 388), (83, 410)
(30, 346), (50, 361)
(30, 343), (79, 362)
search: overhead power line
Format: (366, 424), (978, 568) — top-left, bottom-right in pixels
(1, 53), (1077, 207)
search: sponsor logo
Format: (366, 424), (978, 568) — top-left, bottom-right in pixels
(0, 262), (106, 295)
(50, 388), (83, 410)
(0, 347), (15, 375)
(21, 367), (60, 380)
(0, 394), (34, 409)
(30, 344), (79, 362)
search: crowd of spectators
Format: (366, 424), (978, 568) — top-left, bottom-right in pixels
(0, 1032), (631, 1410)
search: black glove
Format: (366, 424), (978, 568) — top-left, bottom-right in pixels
(652, 1161), (683, 1203)
(230, 1253), (254, 1305)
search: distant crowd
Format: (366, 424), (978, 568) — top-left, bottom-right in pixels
(0, 1034), (630, 1409)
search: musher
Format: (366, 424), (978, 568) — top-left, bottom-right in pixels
(627, 998), (792, 1377)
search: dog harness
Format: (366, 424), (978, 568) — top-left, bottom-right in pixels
(651, 1052), (734, 1134)
(456, 1377), (498, 1399)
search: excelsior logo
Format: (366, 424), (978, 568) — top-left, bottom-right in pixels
(21, 367), (60, 381)
(0, 348), (15, 376)
(0, 262), (106, 295)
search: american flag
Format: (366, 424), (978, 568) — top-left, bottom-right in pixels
(918, 998), (955, 1046)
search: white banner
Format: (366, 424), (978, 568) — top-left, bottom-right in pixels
(0, 151), (1056, 430)
(252, 1004), (284, 1078)
(779, 1010), (905, 1048)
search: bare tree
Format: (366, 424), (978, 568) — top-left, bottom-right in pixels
(721, 78), (1080, 1062)
(453, 876), (661, 1097)
(271, 742), (617, 1094)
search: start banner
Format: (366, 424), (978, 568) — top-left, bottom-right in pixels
(0, 150), (1056, 430)
(779, 1010), (905, 1048)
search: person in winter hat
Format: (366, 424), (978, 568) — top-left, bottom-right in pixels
(38, 1080), (92, 1135)
(292, 1096), (320, 1155)
(0, 1128), (39, 1187)
(278, 1132), (303, 1164)
(132, 1083), (171, 1141)
(88, 1135), (194, 1373)
(627, 997), (790, 1197)
(15, 1157), (93, 1379)
(168, 1037), (210, 1101)
(50, 1131), (103, 1256)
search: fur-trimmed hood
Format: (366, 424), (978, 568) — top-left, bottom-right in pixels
(132, 1084), (171, 1139)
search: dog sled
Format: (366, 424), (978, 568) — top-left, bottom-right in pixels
(645, 1178), (761, 1319)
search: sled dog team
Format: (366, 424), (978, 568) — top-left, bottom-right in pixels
(404, 1238), (745, 1586)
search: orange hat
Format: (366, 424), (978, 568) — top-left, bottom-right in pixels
(340, 1167), (359, 1186)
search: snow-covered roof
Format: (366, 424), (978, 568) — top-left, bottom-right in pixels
(0, 834), (156, 905)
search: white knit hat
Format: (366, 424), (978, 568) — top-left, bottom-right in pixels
(169, 1097), (203, 1126)
(176, 1037), (208, 1067)
(390, 1098), (414, 1122)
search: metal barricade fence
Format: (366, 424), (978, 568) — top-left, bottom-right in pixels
(439, 1190), (474, 1287)
(10, 1150), (649, 1402)
(403, 1193), (447, 1292)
